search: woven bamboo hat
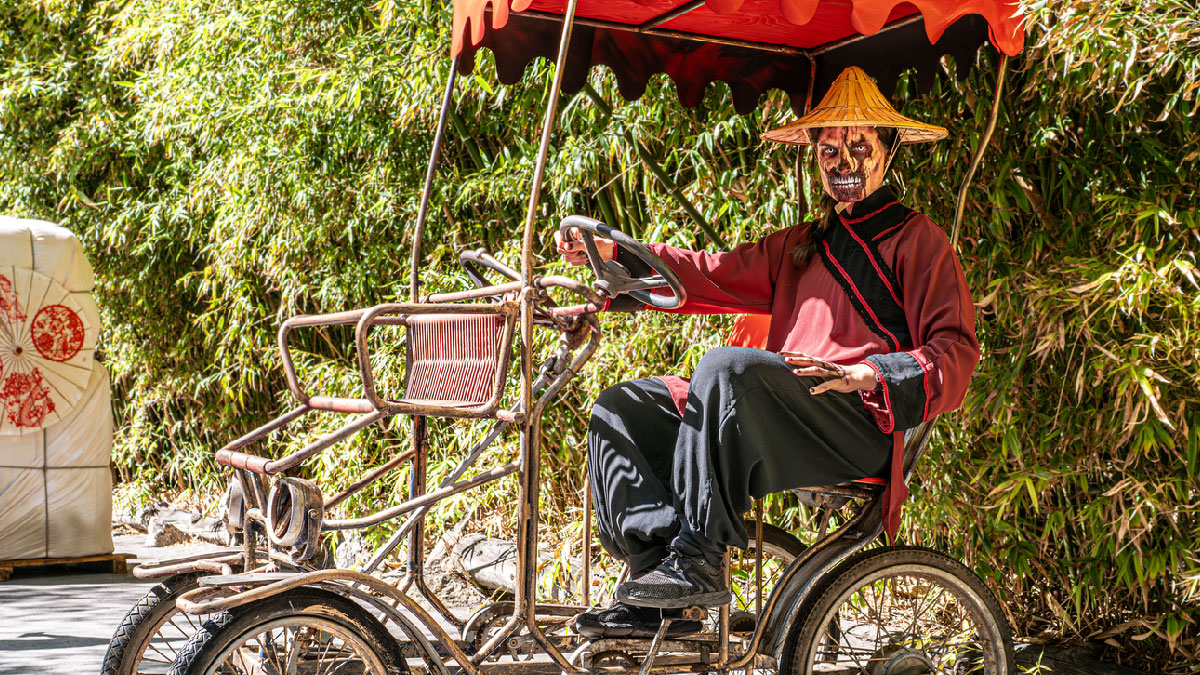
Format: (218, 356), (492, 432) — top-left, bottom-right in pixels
(762, 67), (947, 145)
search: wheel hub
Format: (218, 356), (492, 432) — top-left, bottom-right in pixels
(870, 644), (935, 675)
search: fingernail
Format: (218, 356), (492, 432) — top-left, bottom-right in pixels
(809, 387), (817, 394)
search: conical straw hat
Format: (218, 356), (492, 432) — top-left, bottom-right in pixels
(762, 67), (947, 145)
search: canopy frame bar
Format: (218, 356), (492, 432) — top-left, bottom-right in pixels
(639, 0), (706, 29)
(409, 56), (460, 302)
(512, 0), (591, 672)
(811, 14), (925, 55)
(516, 9), (807, 55)
(493, 6), (948, 59)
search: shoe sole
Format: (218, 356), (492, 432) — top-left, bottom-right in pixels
(615, 587), (733, 609)
(575, 620), (704, 641)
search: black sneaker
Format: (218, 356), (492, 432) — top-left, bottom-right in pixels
(615, 551), (731, 609)
(573, 602), (703, 640)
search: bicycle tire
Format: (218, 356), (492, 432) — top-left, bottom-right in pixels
(101, 574), (205, 675)
(780, 546), (1014, 674)
(744, 520), (807, 560)
(168, 587), (406, 675)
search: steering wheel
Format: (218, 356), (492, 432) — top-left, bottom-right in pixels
(558, 215), (687, 310)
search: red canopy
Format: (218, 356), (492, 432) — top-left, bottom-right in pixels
(454, 0), (1023, 58)
(451, 0), (1023, 114)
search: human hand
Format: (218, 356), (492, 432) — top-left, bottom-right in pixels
(783, 353), (879, 395)
(554, 227), (614, 267)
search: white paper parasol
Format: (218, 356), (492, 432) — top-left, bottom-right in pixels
(0, 267), (98, 435)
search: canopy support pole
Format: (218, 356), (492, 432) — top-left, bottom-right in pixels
(410, 56), (460, 302)
(804, 53), (817, 112)
(951, 54), (1008, 248)
(796, 53), (817, 217)
(811, 15), (924, 56)
(514, 1), (584, 673)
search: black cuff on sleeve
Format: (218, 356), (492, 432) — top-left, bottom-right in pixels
(603, 294), (649, 313)
(864, 352), (927, 430)
(612, 243), (655, 278)
(598, 244), (656, 312)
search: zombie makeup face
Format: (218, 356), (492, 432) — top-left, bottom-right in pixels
(814, 126), (889, 204)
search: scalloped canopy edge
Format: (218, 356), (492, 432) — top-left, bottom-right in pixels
(452, 0), (1024, 59)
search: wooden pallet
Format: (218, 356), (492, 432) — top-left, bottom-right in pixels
(0, 553), (133, 582)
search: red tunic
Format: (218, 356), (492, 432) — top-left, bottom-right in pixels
(637, 193), (980, 539)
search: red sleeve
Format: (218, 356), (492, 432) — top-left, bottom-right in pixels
(859, 218), (980, 432)
(647, 228), (795, 315)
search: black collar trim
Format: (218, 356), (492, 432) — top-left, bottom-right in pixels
(837, 187), (914, 242)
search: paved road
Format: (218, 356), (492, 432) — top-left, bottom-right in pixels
(0, 535), (224, 675)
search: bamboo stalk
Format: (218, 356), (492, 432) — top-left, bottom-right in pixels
(449, 107), (484, 169)
(582, 83), (726, 248)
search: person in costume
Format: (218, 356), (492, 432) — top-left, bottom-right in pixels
(557, 67), (981, 639)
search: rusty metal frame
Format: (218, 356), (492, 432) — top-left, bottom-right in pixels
(134, 4), (617, 666)
(360, 319), (601, 579)
(411, 55), (460, 303)
(128, 0), (987, 669)
(278, 301), (522, 419)
(165, 423), (904, 675)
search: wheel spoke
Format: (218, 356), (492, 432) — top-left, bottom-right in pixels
(288, 628), (303, 673)
(181, 597), (395, 675)
(868, 578), (886, 659)
(905, 582), (935, 637)
(314, 630), (340, 673)
(255, 632), (285, 675)
(831, 620), (867, 670)
(144, 640), (174, 663)
(270, 629), (291, 674)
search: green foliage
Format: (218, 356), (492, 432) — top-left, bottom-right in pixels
(892, 4), (1200, 669)
(1, 0), (1197, 669)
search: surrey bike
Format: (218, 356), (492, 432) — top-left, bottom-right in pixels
(102, 0), (1026, 673)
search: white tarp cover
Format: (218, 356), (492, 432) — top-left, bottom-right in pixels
(0, 216), (112, 560)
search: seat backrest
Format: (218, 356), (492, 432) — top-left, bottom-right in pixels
(726, 314), (770, 349)
(403, 313), (510, 406)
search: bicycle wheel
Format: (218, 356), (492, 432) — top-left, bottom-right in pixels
(169, 587), (406, 675)
(102, 574), (215, 675)
(731, 521), (807, 631)
(781, 547), (1014, 674)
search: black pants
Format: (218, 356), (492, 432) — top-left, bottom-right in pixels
(587, 346), (891, 575)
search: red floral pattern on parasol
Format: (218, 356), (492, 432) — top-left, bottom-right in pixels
(32, 305), (85, 362)
(3, 370), (55, 429)
(0, 267), (97, 435)
(0, 273), (24, 322)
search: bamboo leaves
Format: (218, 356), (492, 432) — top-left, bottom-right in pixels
(1, 0), (1198, 668)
